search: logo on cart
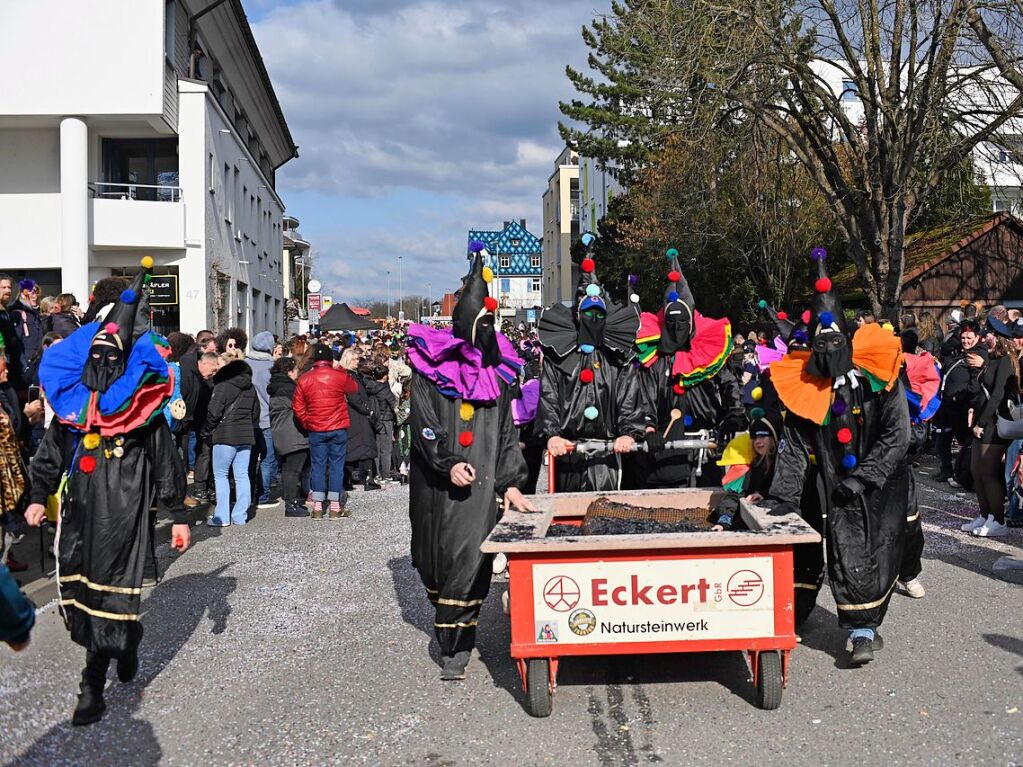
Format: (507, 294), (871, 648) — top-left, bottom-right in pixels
(568, 609), (597, 636)
(726, 570), (765, 607)
(536, 621), (559, 643)
(542, 575), (581, 612)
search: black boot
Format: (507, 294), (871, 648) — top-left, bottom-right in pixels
(364, 477), (382, 491)
(117, 626), (142, 683)
(73, 652), (110, 726)
(440, 650), (471, 681)
(284, 500), (310, 518)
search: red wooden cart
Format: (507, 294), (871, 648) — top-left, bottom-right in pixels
(481, 486), (821, 716)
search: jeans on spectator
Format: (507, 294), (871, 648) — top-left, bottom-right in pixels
(213, 444), (252, 525)
(376, 431), (393, 478)
(1006, 439), (1023, 523)
(188, 430), (197, 470)
(252, 428), (278, 503)
(308, 429), (348, 504)
(280, 450), (309, 503)
(193, 433), (212, 494)
(934, 428), (955, 477)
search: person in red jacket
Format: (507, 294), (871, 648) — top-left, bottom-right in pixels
(293, 343), (358, 519)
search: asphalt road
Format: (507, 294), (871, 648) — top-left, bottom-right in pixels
(1, 465), (1022, 767)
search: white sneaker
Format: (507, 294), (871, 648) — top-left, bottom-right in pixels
(973, 516), (1009, 538)
(948, 477), (962, 488)
(897, 578), (926, 598)
(492, 552), (508, 576)
(961, 515), (987, 532)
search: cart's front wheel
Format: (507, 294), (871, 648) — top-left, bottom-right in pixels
(526, 658), (553, 717)
(756, 651), (783, 710)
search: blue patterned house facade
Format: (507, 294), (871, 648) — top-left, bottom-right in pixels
(466, 219), (543, 310)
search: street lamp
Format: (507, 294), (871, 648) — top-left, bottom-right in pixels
(387, 270), (391, 321)
(427, 282), (432, 317)
(398, 255), (403, 321)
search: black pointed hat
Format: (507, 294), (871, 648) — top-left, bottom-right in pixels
(96, 256), (153, 352)
(807, 247), (848, 337)
(453, 246), (497, 343)
(664, 248), (695, 309)
(757, 299), (796, 344)
(576, 232), (607, 313)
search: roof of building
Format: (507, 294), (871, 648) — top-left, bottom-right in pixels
(467, 220), (542, 276)
(829, 212), (1022, 301)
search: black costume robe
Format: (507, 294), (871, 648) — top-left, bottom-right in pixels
(537, 351), (644, 492)
(636, 359), (744, 488)
(408, 370), (527, 655)
(29, 419), (186, 657)
(768, 377), (910, 630)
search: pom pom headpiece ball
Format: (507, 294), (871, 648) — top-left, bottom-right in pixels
(750, 407), (766, 420)
(819, 311), (835, 327)
(836, 427), (853, 444)
(468, 240), (487, 254)
(483, 296), (498, 312)
(628, 274), (639, 285)
(668, 291), (680, 302)
(842, 454), (858, 469)
(757, 299), (768, 310)
(481, 266), (494, 283)
(811, 247), (827, 262)
(580, 368), (594, 384)
(586, 284), (601, 297)
(120, 289), (137, 304)
(581, 232), (596, 247)
(668, 270), (681, 282)
(666, 247), (679, 259)
(815, 277), (832, 293)
(776, 311), (788, 321)
(581, 258), (595, 274)
(802, 310), (812, 325)
(583, 406), (599, 421)
(104, 322), (119, 335)
(140, 255), (154, 269)
(458, 431), (474, 448)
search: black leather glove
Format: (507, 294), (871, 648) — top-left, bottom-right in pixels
(644, 432), (666, 453)
(832, 477), (865, 503)
(718, 415), (743, 445)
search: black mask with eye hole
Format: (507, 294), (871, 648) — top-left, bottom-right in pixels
(806, 330), (852, 379)
(473, 312), (502, 368)
(80, 334), (125, 393)
(577, 307), (606, 349)
(659, 301), (693, 354)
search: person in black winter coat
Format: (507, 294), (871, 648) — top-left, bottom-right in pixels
(204, 354), (259, 526)
(47, 294), (81, 338)
(344, 355), (380, 491)
(934, 319), (985, 487)
(10, 282), (45, 387)
(268, 358), (310, 517)
(364, 362), (397, 481)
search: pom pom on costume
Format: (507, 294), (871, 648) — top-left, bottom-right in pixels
(586, 284), (601, 297)
(811, 247), (827, 262)
(460, 403), (475, 421)
(580, 368), (594, 384)
(104, 322), (119, 335)
(668, 291), (680, 302)
(882, 322), (894, 332)
(469, 240), (487, 253)
(666, 248), (679, 259)
(83, 433), (101, 450)
(842, 454), (858, 469)
(581, 258), (595, 273)
(482, 267), (494, 283)
(581, 232), (596, 247)
(751, 386), (763, 401)
(579, 343), (595, 354)
(683, 415), (694, 427)
(668, 270), (681, 282)
(820, 311), (835, 327)
(815, 277), (832, 293)
(140, 255), (154, 269)
(79, 455), (97, 474)
(832, 399), (847, 416)
(630, 293), (640, 304)
(837, 427), (853, 444)
(583, 406), (599, 421)
(483, 296), (498, 312)
(458, 431), (474, 447)
(777, 311), (788, 321)
(750, 407), (765, 420)
(628, 274), (639, 285)
(673, 382), (685, 395)
(757, 299), (768, 310)
(120, 289), (137, 304)
(793, 330), (809, 344)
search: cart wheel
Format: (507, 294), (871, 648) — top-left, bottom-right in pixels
(526, 658), (553, 718)
(756, 651), (783, 710)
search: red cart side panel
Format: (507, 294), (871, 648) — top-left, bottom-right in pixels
(508, 547), (795, 660)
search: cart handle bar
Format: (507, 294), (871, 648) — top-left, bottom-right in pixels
(565, 436), (714, 455)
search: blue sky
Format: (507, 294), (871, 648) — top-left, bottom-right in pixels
(247, 0), (605, 304)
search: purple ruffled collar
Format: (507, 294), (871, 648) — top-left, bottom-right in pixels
(406, 324), (522, 402)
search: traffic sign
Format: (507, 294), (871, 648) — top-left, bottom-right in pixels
(308, 293), (322, 316)
(308, 279), (322, 293)
(322, 296), (334, 312)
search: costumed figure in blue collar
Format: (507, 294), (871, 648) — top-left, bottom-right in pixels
(633, 248), (744, 488)
(24, 258), (189, 726)
(537, 233), (644, 491)
(764, 247), (910, 666)
(406, 249), (533, 682)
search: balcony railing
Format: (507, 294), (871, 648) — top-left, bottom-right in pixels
(89, 182), (182, 203)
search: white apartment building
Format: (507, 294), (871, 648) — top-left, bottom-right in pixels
(0, 0), (297, 336)
(812, 59), (1023, 216)
(578, 155), (623, 238)
(541, 147), (580, 306)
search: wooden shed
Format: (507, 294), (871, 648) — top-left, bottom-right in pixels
(832, 213), (1023, 316)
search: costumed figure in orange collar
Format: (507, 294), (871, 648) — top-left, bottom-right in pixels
(633, 248), (744, 488)
(764, 247), (910, 666)
(23, 258), (189, 725)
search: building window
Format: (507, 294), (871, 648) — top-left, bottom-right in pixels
(165, 1), (176, 66)
(841, 80), (859, 101)
(500, 278), (511, 294)
(510, 238), (521, 247)
(530, 255), (541, 268)
(500, 255), (510, 269)
(994, 198), (1013, 212)
(531, 277), (541, 292)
